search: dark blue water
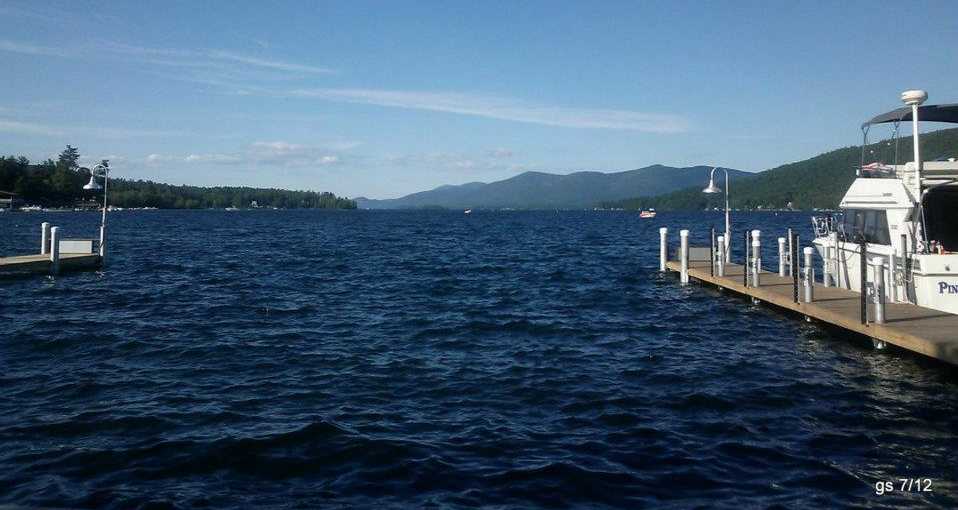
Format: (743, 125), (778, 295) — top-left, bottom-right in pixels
(1, 210), (956, 509)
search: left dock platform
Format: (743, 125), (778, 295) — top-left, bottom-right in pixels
(0, 253), (101, 275)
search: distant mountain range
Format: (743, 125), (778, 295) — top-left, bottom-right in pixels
(355, 165), (753, 210)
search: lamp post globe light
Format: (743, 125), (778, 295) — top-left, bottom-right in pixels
(702, 167), (731, 262)
(82, 163), (109, 264)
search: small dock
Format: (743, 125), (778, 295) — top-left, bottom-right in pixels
(666, 258), (958, 366)
(1, 222), (103, 276)
(0, 253), (101, 275)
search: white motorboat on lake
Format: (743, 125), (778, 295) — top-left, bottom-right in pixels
(812, 90), (958, 315)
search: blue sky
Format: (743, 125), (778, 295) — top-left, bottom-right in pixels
(1, 1), (957, 199)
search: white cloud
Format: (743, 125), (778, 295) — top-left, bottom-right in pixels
(208, 50), (334, 74)
(0, 117), (186, 139)
(154, 141), (345, 169)
(0, 39), (73, 57)
(384, 150), (520, 175)
(185, 153), (241, 164)
(249, 141), (342, 167)
(289, 88), (689, 133)
(0, 119), (65, 136)
(0, 38), (335, 87)
(489, 148), (514, 158)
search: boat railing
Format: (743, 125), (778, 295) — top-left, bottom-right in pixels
(811, 213), (842, 238)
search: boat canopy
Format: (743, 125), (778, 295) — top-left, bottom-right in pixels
(862, 103), (958, 129)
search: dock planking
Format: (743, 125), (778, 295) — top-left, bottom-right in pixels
(666, 258), (958, 367)
(0, 253), (101, 275)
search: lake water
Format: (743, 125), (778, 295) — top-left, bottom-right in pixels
(1, 210), (956, 508)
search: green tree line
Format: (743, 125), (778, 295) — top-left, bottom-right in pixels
(0, 146), (356, 210)
(603, 127), (958, 211)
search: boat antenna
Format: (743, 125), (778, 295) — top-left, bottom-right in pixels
(860, 124), (869, 177)
(901, 89), (928, 253)
(893, 121), (901, 168)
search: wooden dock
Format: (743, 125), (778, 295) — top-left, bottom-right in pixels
(666, 258), (958, 367)
(0, 253), (101, 275)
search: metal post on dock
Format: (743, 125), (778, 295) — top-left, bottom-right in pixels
(49, 226), (60, 276)
(829, 231), (839, 287)
(792, 233), (800, 303)
(680, 229), (689, 284)
(710, 226), (715, 277)
(872, 256), (885, 324)
(786, 228), (793, 276)
(860, 237), (868, 324)
(823, 245), (833, 287)
(778, 237), (786, 277)
(803, 247), (814, 303)
(716, 236), (725, 277)
(659, 227), (668, 273)
(41, 222), (51, 255)
(751, 230), (761, 287)
(743, 230), (749, 287)
(888, 252), (897, 303)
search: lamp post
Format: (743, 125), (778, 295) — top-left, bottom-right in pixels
(82, 163), (109, 264)
(702, 167), (731, 262)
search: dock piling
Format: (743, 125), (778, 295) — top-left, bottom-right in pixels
(751, 230), (761, 287)
(860, 238), (868, 324)
(716, 236), (725, 277)
(803, 247), (814, 303)
(659, 228), (668, 273)
(710, 227), (715, 277)
(786, 228), (793, 276)
(778, 237), (786, 277)
(872, 257), (885, 324)
(49, 226), (60, 276)
(680, 229), (689, 284)
(41, 222), (51, 255)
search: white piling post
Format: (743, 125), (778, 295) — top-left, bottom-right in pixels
(99, 224), (106, 265)
(659, 227), (668, 273)
(777, 237), (786, 277)
(803, 247), (814, 303)
(716, 235), (726, 277)
(751, 230), (761, 287)
(49, 226), (60, 275)
(888, 252), (897, 303)
(41, 222), (51, 255)
(829, 231), (839, 287)
(823, 245), (833, 288)
(786, 229), (793, 276)
(679, 229), (689, 284)
(872, 256), (885, 324)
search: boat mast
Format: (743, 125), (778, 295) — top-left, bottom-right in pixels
(902, 89), (927, 252)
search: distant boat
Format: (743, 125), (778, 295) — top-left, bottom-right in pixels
(464, 209), (472, 214)
(639, 208), (656, 218)
(225, 207), (240, 211)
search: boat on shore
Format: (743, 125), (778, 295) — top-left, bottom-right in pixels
(811, 90), (958, 315)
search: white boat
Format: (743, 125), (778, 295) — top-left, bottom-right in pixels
(639, 208), (656, 218)
(464, 209), (472, 214)
(811, 90), (958, 315)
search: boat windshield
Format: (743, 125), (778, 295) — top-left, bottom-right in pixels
(840, 209), (891, 245)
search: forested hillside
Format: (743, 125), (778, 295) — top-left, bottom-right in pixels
(0, 146), (356, 209)
(605, 128), (958, 211)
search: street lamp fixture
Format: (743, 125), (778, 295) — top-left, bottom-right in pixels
(81, 164), (109, 263)
(702, 167), (731, 262)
